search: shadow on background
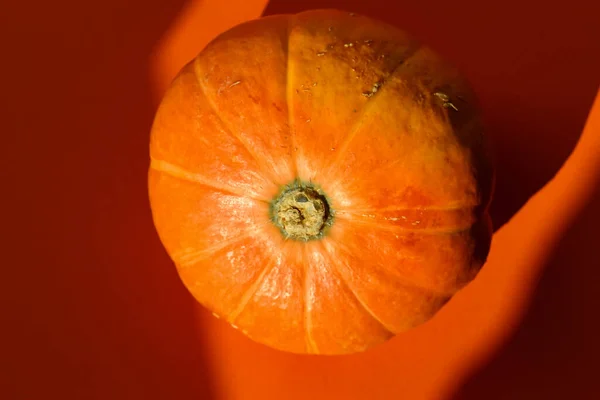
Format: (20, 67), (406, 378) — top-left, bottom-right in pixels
(1, 1), (216, 399)
(264, 0), (600, 232)
(451, 176), (599, 399)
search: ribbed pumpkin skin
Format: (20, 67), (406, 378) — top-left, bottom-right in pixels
(148, 9), (494, 355)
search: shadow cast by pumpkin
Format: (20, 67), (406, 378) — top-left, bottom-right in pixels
(1, 0), (217, 399)
(263, 0), (600, 232)
(449, 173), (600, 399)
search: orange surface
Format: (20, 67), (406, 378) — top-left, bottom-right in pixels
(1, 0), (599, 399)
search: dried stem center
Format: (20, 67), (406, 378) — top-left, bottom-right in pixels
(271, 186), (331, 241)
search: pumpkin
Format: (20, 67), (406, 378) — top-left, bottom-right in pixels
(148, 9), (494, 355)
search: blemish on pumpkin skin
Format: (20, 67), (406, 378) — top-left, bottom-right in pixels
(248, 93), (260, 104)
(433, 92), (459, 111)
(433, 92), (450, 102)
(443, 102), (459, 111)
(362, 80), (384, 98)
(217, 79), (241, 94)
(372, 81), (382, 92)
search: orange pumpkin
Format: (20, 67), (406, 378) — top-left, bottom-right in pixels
(148, 9), (494, 355)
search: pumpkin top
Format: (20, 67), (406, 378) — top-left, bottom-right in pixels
(148, 9), (494, 355)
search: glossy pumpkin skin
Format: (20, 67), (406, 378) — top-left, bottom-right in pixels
(148, 9), (494, 355)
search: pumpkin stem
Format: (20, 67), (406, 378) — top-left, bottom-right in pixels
(270, 183), (333, 241)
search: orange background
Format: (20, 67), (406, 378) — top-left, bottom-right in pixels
(1, 0), (599, 399)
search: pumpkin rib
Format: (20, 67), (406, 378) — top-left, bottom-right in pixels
(336, 204), (480, 231)
(303, 246), (320, 354)
(149, 157), (268, 202)
(331, 235), (422, 262)
(226, 241), (288, 324)
(333, 133), (478, 193)
(338, 204), (477, 212)
(172, 226), (269, 269)
(325, 44), (423, 175)
(332, 239), (457, 299)
(284, 14), (299, 177)
(191, 57), (279, 187)
(336, 215), (473, 235)
(320, 241), (397, 336)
